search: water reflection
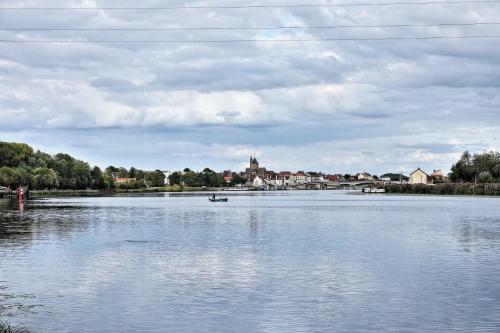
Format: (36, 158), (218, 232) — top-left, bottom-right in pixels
(0, 193), (499, 332)
(249, 211), (258, 239)
(457, 217), (500, 251)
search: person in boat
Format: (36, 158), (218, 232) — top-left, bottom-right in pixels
(212, 194), (216, 201)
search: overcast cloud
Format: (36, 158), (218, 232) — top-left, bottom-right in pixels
(0, 0), (499, 174)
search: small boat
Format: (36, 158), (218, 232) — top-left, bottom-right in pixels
(363, 187), (385, 193)
(209, 197), (228, 202)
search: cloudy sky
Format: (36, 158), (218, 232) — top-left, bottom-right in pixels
(0, 0), (499, 174)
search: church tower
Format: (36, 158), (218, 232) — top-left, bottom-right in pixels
(250, 156), (259, 170)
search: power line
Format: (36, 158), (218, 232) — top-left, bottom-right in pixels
(1, 35), (499, 43)
(1, 22), (500, 31)
(2, 0), (500, 10)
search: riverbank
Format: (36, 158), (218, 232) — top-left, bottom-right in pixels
(7, 185), (231, 198)
(384, 183), (500, 196)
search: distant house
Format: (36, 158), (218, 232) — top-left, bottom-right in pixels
(292, 171), (307, 184)
(409, 168), (433, 185)
(253, 176), (266, 187)
(114, 177), (136, 183)
(278, 171), (292, 186)
(223, 170), (233, 184)
(431, 169), (446, 181)
(357, 172), (373, 181)
(325, 175), (341, 183)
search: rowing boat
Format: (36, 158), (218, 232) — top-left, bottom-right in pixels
(209, 197), (228, 202)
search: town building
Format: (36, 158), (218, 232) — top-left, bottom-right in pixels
(325, 175), (341, 183)
(409, 168), (433, 185)
(431, 169), (446, 181)
(278, 171), (292, 186)
(308, 173), (326, 183)
(244, 156), (267, 179)
(356, 172), (374, 181)
(291, 171), (307, 184)
(223, 170), (233, 184)
(253, 176), (264, 187)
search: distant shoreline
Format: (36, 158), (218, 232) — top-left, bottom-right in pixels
(3, 184), (500, 198)
(384, 183), (500, 196)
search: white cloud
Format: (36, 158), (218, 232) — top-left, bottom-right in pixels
(0, 0), (499, 172)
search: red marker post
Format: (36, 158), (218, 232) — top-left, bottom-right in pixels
(16, 187), (24, 202)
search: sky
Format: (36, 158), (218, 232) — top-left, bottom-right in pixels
(0, 0), (499, 175)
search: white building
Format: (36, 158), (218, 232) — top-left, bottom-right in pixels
(357, 172), (374, 181)
(291, 172), (307, 184)
(253, 176), (266, 187)
(309, 174), (326, 183)
(163, 171), (173, 185)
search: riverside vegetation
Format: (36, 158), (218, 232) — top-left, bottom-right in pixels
(1, 141), (499, 196)
(0, 322), (32, 333)
(386, 151), (500, 196)
(0, 142), (245, 192)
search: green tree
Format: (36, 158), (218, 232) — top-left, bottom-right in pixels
(0, 142), (34, 168)
(450, 151), (474, 182)
(105, 166), (119, 176)
(0, 167), (20, 187)
(168, 171), (182, 185)
(33, 167), (59, 189)
(380, 173), (409, 181)
(201, 168), (223, 187)
(90, 166), (106, 189)
(182, 170), (200, 187)
(15, 167), (33, 187)
(117, 167), (129, 178)
(450, 151), (500, 182)
(478, 171), (493, 183)
(144, 170), (165, 187)
(129, 167), (137, 178)
(232, 173), (246, 185)
(103, 173), (114, 189)
(492, 164), (500, 179)
(135, 169), (146, 180)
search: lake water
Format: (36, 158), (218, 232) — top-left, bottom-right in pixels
(1, 191), (500, 332)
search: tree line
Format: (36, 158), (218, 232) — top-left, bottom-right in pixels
(0, 142), (167, 190)
(0, 142), (246, 190)
(167, 168), (246, 188)
(449, 151), (500, 183)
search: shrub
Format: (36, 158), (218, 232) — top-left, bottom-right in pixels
(0, 322), (32, 333)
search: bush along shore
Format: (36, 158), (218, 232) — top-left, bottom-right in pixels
(385, 183), (500, 196)
(0, 321), (32, 333)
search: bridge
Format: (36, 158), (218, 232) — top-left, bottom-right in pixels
(285, 180), (387, 190)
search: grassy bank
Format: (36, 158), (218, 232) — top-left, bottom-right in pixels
(385, 183), (500, 196)
(0, 322), (32, 333)
(28, 189), (101, 197)
(23, 185), (226, 197)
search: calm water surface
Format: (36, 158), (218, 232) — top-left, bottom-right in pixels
(1, 191), (500, 332)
